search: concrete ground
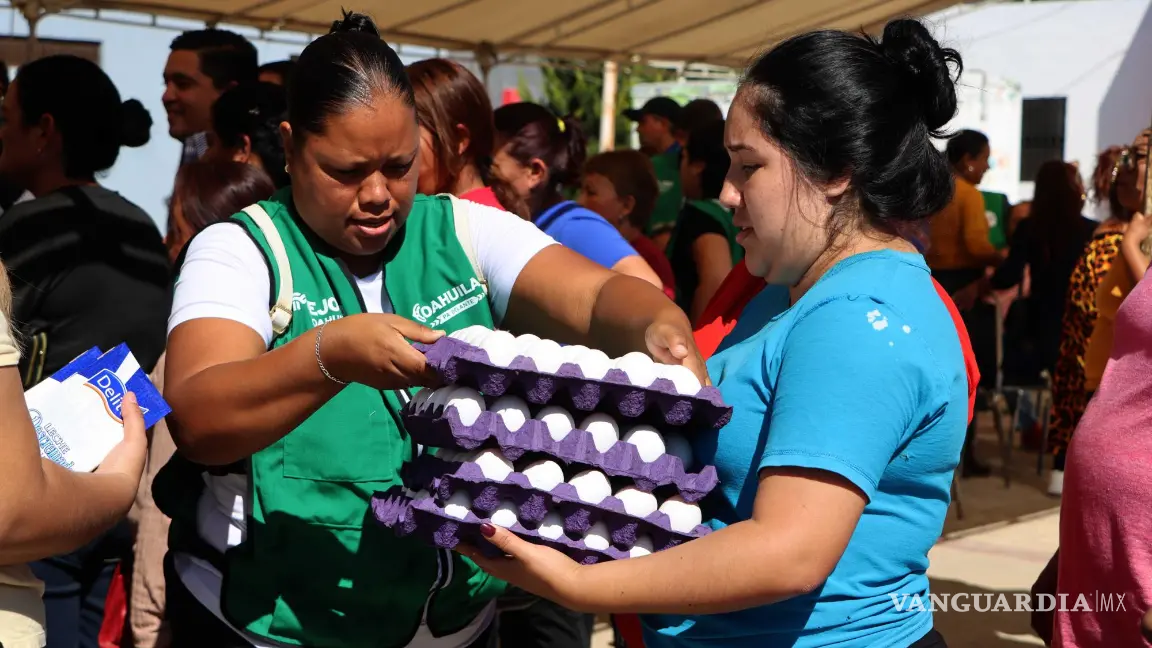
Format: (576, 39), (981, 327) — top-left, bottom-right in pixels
(589, 414), (1060, 647)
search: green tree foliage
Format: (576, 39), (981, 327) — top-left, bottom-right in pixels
(518, 60), (673, 153)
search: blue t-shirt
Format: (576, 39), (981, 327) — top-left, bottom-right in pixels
(643, 250), (967, 648)
(533, 201), (638, 270)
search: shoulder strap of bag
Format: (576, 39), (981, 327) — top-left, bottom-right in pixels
(242, 204), (293, 336)
(447, 194), (487, 289)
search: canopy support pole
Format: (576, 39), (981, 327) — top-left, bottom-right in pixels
(21, 0), (42, 61)
(475, 41), (497, 87)
(598, 59), (618, 151)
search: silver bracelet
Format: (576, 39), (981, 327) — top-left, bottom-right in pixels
(315, 323), (347, 385)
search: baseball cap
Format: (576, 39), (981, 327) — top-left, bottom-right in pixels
(624, 96), (682, 123)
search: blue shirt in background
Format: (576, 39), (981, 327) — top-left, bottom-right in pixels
(643, 250), (967, 648)
(533, 201), (638, 270)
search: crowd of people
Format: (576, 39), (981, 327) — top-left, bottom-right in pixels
(0, 8), (1147, 648)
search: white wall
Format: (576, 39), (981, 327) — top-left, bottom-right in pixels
(927, 0), (1152, 198)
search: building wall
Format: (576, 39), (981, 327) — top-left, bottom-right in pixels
(928, 0), (1152, 199)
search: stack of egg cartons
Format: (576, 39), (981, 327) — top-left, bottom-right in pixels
(372, 326), (732, 563)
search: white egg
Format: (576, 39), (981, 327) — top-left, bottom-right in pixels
(513, 333), (542, 354)
(664, 435), (694, 469)
(538, 511), (565, 540)
(480, 330), (518, 366)
(613, 486), (658, 517)
(560, 345), (590, 364)
(427, 386), (458, 414)
(444, 491), (472, 520)
(445, 386), (486, 426)
(583, 521), (611, 551)
(490, 395), (531, 432)
(658, 364), (703, 395)
(410, 387), (434, 413)
(572, 348), (612, 379)
(536, 406), (576, 441)
(622, 425), (666, 462)
(658, 496), (703, 533)
(629, 535), (655, 558)
(579, 413), (620, 453)
(568, 470), (612, 504)
(524, 339), (564, 373)
(450, 325), (492, 346)
(614, 352), (658, 387)
(471, 448), (514, 481)
(490, 500), (519, 528)
(521, 459), (566, 491)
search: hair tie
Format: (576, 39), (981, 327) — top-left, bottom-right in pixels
(556, 118), (565, 134)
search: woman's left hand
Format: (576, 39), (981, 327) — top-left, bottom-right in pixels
(644, 318), (710, 386)
(456, 524), (587, 611)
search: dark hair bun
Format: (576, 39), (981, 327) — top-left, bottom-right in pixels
(330, 10), (380, 37)
(880, 19), (961, 134)
(120, 98), (152, 148)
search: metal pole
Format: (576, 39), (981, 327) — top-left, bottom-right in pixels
(22, 1), (42, 62)
(598, 59), (618, 152)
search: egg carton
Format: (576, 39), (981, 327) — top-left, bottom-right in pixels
(404, 455), (711, 549)
(415, 337), (732, 429)
(403, 407), (719, 499)
(372, 489), (629, 564)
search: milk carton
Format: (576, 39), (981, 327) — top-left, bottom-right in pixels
(27, 344), (170, 472)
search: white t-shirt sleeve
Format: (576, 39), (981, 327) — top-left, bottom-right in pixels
(168, 222), (275, 347)
(463, 201), (558, 323)
(168, 202), (556, 344)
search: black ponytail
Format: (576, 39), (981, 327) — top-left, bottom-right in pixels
(493, 102), (587, 208)
(288, 11), (413, 139)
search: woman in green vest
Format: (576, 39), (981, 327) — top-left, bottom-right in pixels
(155, 11), (704, 648)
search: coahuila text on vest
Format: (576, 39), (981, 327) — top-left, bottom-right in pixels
(411, 277), (486, 328)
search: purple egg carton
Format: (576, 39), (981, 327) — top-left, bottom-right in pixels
(403, 455), (710, 551)
(372, 489), (631, 564)
(403, 407), (719, 500)
(416, 337), (731, 429)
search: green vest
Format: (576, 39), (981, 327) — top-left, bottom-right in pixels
(648, 147), (684, 237)
(668, 199), (744, 265)
(157, 190), (503, 647)
(981, 190), (1010, 249)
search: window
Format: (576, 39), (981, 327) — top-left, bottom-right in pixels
(1020, 97), (1067, 181)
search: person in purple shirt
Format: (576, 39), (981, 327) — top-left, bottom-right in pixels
(493, 102), (663, 290)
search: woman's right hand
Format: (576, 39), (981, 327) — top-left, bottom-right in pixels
(95, 392), (148, 502)
(320, 314), (445, 391)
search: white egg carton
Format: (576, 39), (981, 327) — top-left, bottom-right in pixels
(414, 328), (731, 429)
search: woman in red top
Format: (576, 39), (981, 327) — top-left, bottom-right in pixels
(406, 58), (529, 217)
(580, 150), (677, 299)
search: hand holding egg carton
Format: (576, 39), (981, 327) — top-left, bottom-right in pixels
(372, 327), (728, 563)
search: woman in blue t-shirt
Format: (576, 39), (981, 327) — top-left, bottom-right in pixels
(461, 19), (969, 648)
(492, 102), (664, 290)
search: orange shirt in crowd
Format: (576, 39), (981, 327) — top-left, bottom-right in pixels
(925, 176), (1000, 271)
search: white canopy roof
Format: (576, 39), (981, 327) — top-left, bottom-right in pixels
(36, 0), (965, 67)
